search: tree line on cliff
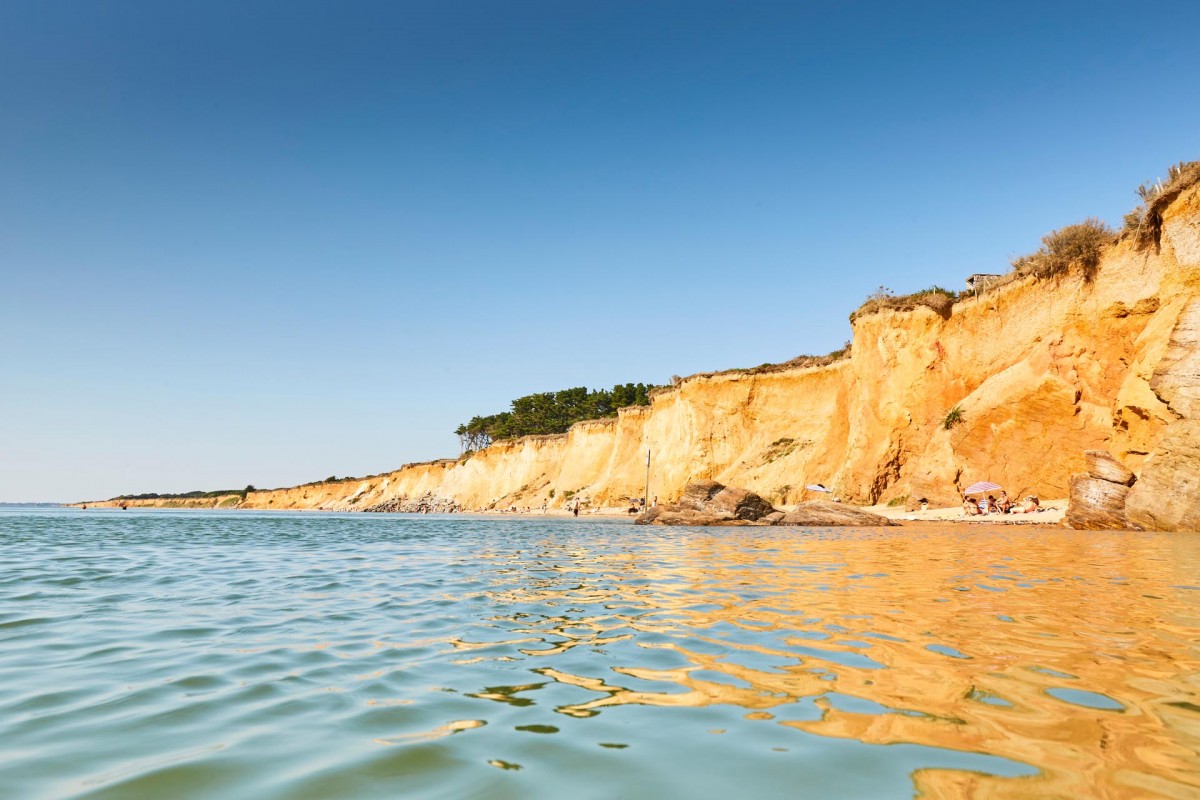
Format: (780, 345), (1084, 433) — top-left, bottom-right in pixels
(456, 383), (656, 451)
(114, 485), (256, 501)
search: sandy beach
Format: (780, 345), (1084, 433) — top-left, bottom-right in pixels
(462, 498), (1069, 526)
(868, 498), (1067, 525)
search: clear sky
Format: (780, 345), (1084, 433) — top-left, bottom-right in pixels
(2, 1), (1198, 502)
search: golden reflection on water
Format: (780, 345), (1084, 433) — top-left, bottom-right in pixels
(457, 526), (1200, 798)
(374, 718), (486, 746)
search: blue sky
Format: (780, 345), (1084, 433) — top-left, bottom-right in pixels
(2, 1), (1198, 502)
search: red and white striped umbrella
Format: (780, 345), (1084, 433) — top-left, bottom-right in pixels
(963, 481), (1002, 495)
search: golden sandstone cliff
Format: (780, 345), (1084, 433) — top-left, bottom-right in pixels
(92, 180), (1200, 526)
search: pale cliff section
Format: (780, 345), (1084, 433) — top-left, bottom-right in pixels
(88, 186), (1200, 514)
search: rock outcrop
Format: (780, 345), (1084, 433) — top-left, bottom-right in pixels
(635, 481), (894, 527)
(1126, 298), (1200, 531)
(675, 480), (777, 520)
(635, 481), (776, 526)
(362, 492), (460, 514)
(1066, 446), (1145, 530)
(1125, 421), (1200, 531)
(1084, 450), (1135, 486)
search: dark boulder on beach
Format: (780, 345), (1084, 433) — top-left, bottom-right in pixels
(635, 481), (894, 527)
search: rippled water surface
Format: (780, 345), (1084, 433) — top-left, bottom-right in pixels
(2, 508), (1199, 799)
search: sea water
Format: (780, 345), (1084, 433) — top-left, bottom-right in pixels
(1, 507), (1198, 799)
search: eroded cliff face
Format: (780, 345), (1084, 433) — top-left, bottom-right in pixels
(88, 187), (1200, 516)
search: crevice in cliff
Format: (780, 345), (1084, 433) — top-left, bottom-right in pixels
(866, 437), (905, 504)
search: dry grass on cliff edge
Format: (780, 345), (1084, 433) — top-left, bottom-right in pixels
(1010, 217), (1115, 283)
(850, 286), (957, 322)
(648, 343), (853, 397)
(850, 159), (1197, 323)
(1123, 160), (1200, 250)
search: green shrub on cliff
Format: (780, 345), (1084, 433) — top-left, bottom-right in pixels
(456, 382), (659, 450)
(113, 489), (241, 500)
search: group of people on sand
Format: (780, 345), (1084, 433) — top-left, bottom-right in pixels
(626, 496), (657, 515)
(962, 490), (1040, 516)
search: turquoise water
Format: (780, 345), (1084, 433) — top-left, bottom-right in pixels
(2, 508), (1199, 798)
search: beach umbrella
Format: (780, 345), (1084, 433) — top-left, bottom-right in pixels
(962, 481), (1002, 495)
(805, 484), (832, 492)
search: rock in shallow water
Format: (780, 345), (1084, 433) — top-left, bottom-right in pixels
(1066, 474), (1131, 530)
(1122, 299), (1200, 531)
(1125, 419), (1200, 532)
(775, 502), (896, 527)
(675, 480), (777, 520)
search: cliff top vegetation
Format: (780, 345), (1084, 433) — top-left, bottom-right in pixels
(1123, 160), (1200, 249)
(456, 383), (657, 451)
(649, 343), (854, 398)
(1011, 217), (1114, 282)
(850, 286), (957, 322)
(850, 159), (1200, 322)
(112, 486), (254, 501)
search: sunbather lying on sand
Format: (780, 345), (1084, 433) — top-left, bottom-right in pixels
(1016, 496), (1040, 513)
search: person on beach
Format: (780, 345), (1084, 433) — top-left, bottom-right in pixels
(998, 491), (1013, 513)
(962, 495), (981, 516)
(986, 495), (999, 514)
(1017, 495), (1040, 513)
